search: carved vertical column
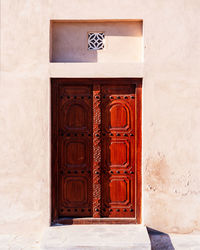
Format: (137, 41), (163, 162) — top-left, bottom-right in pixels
(93, 84), (101, 218)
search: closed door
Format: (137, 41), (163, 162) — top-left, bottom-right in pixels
(101, 84), (135, 218)
(51, 79), (142, 223)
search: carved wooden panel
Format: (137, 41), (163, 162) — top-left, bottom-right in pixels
(58, 85), (93, 217)
(92, 84), (101, 218)
(101, 84), (136, 218)
(52, 79), (142, 223)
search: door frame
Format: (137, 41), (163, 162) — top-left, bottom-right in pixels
(51, 78), (142, 225)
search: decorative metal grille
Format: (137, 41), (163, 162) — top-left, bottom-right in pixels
(88, 32), (105, 50)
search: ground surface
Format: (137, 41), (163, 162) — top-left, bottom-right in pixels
(0, 226), (200, 249)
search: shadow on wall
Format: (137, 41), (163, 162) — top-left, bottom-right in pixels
(147, 227), (175, 250)
(51, 21), (143, 63)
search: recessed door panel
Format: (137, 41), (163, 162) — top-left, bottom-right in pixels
(109, 140), (130, 167)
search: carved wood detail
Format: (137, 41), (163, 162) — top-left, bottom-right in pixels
(57, 84), (93, 217)
(101, 84), (136, 218)
(92, 84), (101, 218)
(51, 78), (142, 224)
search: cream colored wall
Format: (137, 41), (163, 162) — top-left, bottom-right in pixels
(0, 1), (50, 247)
(1, 0), (200, 247)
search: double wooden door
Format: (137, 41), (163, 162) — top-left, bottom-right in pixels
(51, 79), (142, 224)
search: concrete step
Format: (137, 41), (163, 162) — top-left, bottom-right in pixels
(41, 224), (151, 250)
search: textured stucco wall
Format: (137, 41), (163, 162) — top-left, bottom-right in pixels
(1, 0), (200, 247)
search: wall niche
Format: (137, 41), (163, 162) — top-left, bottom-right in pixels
(50, 20), (143, 63)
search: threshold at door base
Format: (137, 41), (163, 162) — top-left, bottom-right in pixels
(41, 224), (150, 250)
(52, 217), (137, 225)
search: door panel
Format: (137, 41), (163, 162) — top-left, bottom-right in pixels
(101, 84), (135, 217)
(51, 79), (141, 223)
(58, 85), (93, 217)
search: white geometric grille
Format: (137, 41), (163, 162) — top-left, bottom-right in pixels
(88, 32), (105, 50)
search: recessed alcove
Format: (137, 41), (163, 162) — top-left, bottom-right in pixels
(50, 20), (143, 63)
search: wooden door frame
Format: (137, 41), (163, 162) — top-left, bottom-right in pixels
(51, 78), (142, 225)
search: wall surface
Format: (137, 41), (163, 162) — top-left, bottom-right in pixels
(1, 0), (200, 248)
(51, 21), (142, 62)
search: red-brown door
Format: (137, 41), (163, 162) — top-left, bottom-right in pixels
(101, 84), (135, 218)
(51, 79), (142, 224)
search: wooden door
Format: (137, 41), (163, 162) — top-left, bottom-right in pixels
(51, 79), (142, 224)
(101, 84), (135, 218)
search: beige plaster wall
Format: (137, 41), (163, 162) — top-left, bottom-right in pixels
(0, 0), (50, 248)
(1, 0), (200, 247)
